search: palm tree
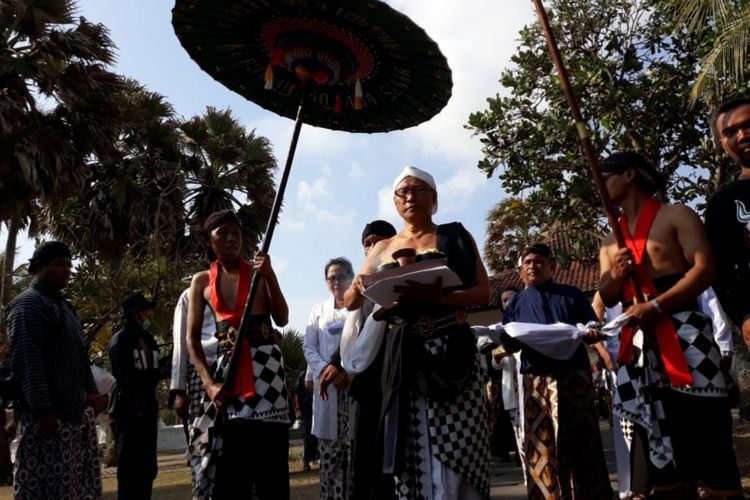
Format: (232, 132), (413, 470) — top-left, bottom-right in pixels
(180, 107), (278, 254)
(0, 0), (122, 305)
(668, 0), (750, 104)
(484, 197), (546, 274)
(38, 79), (185, 263)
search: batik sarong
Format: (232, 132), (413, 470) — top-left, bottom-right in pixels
(189, 341), (289, 499)
(318, 391), (352, 500)
(187, 362), (205, 421)
(13, 408), (101, 500)
(523, 369), (612, 500)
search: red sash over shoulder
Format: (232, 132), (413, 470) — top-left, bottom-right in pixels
(617, 196), (693, 387)
(209, 258), (255, 399)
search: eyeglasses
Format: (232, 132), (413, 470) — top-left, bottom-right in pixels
(326, 274), (351, 283)
(394, 186), (433, 198)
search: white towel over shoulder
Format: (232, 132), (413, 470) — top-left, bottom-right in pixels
(340, 305), (387, 376)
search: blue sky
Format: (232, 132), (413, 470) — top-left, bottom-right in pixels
(5, 0), (534, 332)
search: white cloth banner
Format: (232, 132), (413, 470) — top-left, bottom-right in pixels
(489, 313), (630, 361)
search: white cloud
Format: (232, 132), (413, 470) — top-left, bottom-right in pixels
(377, 186), (399, 223)
(315, 207), (355, 225)
(297, 178), (329, 205)
(349, 161), (365, 181)
(296, 176), (355, 226)
(436, 166), (490, 214)
(272, 255), (290, 274)
(384, 1), (533, 164)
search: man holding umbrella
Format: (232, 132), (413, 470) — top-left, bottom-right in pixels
(186, 209), (290, 500)
(109, 292), (168, 500)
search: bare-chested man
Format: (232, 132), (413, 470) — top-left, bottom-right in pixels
(598, 152), (741, 499)
(344, 166), (491, 500)
(186, 209), (290, 500)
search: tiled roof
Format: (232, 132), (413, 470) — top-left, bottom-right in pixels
(488, 261), (600, 306)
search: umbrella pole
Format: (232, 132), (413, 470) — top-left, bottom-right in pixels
(224, 91), (308, 389)
(529, 0), (645, 302)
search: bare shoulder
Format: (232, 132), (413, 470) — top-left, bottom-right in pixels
(191, 269), (210, 287)
(600, 231), (617, 250)
(662, 203), (698, 217)
(660, 203), (702, 227)
(370, 237), (400, 264)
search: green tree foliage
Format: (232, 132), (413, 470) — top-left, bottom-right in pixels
(668, 0), (750, 105)
(278, 327), (306, 389)
(0, 0), (122, 306)
(468, 0), (736, 232)
(181, 107), (277, 253)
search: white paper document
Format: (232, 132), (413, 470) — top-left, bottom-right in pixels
(362, 265), (462, 307)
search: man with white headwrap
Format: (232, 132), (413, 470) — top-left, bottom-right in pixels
(344, 166), (491, 500)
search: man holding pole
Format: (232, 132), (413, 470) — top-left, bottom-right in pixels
(598, 152), (742, 498)
(186, 209), (291, 500)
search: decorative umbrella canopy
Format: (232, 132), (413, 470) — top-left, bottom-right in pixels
(172, 0), (452, 133)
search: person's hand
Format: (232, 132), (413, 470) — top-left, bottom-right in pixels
(205, 381), (232, 411)
(625, 301), (662, 330)
(86, 392), (108, 415)
(254, 251), (273, 277)
(173, 390), (189, 420)
(499, 330), (523, 353)
(610, 247), (636, 281)
(38, 410), (58, 441)
(304, 379), (314, 392)
(581, 330), (605, 345)
(352, 274), (368, 296)
(332, 371), (349, 391)
(319, 364), (339, 400)
(393, 277), (443, 303)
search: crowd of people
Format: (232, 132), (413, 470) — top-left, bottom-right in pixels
(5, 97), (750, 499)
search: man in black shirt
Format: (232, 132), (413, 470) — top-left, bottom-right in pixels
(706, 96), (750, 350)
(109, 292), (167, 500)
(7, 241), (107, 499)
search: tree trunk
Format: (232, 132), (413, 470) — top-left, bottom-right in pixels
(1, 217), (20, 312)
(0, 218), (17, 483)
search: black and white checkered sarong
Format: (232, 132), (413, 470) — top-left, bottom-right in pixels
(189, 342), (290, 499)
(613, 310), (726, 469)
(393, 334), (490, 499)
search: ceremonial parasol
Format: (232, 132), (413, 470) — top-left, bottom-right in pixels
(172, 0), (452, 392)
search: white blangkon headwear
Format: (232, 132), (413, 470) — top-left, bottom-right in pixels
(392, 166), (438, 214)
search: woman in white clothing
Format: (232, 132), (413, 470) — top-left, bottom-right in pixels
(303, 257), (354, 500)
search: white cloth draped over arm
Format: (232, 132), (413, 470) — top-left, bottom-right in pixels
(341, 305), (386, 376)
(169, 290), (191, 392)
(699, 286), (733, 356)
(495, 314), (627, 361)
(170, 289), (218, 392)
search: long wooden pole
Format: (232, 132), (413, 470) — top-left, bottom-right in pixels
(530, 0), (645, 302)
(224, 91), (307, 389)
